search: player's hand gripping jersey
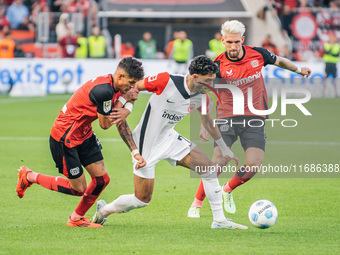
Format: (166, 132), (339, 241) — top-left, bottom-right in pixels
(214, 45), (276, 118)
(51, 74), (121, 148)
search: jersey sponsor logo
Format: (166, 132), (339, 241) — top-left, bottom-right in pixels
(251, 59), (259, 68)
(188, 104), (195, 112)
(224, 71), (262, 86)
(166, 99), (175, 103)
(148, 74), (158, 82)
(162, 109), (183, 123)
(103, 100), (112, 113)
(70, 167), (80, 176)
(226, 69), (233, 76)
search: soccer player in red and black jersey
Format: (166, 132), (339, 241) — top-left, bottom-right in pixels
(16, 57), (146, 228)
(187, 20), (312, 218)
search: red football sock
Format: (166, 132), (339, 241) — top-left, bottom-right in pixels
(36, 173), (83, 196)
(73, 173), (110, 218)
(224, 165), (257, 191)
(194, 180), (206, 201)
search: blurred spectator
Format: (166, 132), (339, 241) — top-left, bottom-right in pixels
(298, 0), (312, 10)
(6, 0), (29, 29)
(280, 44), (295, 60)
(14, 41), (25, 57)
(56, 13), (73, 42)
(322, 32), (340, 96)
(262, 34), (279, 55)
(171, 30), (193, 74)
(78, 0), (91, 19)
(121, 41), (135, 58)
(329, 0), (339, 11)
(88, 26), (106, 58)
(59, 26), (78, 58)
(164, 31), (178, 59)
(284, 0), (298, 9)
(257, 0), (281, 20)
(136, 31), (157, 59)
(17, 16), (35, 31)
(63, 0), (78, 13)
(75, 31), (88, 58)
(207, 32), (226, 59)
(51, 0), (63, 12)
(0, 0), (8, 14)
(0, 9), (9, 29)
(0, 26), (15, 58)
(280, 4), (293, 37)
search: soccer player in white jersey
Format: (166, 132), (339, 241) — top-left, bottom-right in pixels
(93, 55), (247, 229)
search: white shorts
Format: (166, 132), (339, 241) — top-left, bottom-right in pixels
(133, 130), (195, 179)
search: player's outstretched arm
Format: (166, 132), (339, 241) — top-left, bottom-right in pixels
(199, 112), (238, 165)
(116, 119), (146, 169)
(274, 56), (312, 77)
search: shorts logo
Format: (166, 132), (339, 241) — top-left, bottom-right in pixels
(251, 60), (259, 68)
(103, 100), (112, 113)
(220, 124), (229, 132)
(70, 167), (80, 176)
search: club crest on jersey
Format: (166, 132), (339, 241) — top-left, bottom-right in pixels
(251, 60), (259, 68)
(188, 104), (195, 113)
(103, 100), (112, 113)
(226, 69), (233, 76)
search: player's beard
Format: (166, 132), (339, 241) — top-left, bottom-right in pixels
(228, 49), (240, 59)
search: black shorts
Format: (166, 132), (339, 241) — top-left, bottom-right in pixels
(214, 116), (266, 152)
(325, 62), (337, 78)
(49, 133), (103, 179)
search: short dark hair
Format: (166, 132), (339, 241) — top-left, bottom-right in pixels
(118, 57), (144, 80)
(188, 55), (219, 76)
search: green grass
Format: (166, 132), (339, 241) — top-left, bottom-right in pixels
(0, 94), (339, 254)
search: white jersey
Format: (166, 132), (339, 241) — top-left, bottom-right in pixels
(133, 72), (202, 161)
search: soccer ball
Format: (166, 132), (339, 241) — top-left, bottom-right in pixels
(248, 200), (278, 229)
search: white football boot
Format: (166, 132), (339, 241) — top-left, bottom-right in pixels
(92, 199), (108, 225)
(187, 206), (201, 218)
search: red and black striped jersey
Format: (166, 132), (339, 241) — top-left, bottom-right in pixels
(50, 74), (121, 148)
(214, 45), (276, 118)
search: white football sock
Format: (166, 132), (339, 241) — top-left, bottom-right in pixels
(201, 171), (226, 223)
(101, 194), (149, 217)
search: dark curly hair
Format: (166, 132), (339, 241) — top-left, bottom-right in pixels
(188, 55), (219, 76)
(118, 57), (144, 80)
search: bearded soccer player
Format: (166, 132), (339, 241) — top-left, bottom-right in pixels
(187, 20), (312, 218)
(16, 57), (146, 228)
(92, 55), (247, 229)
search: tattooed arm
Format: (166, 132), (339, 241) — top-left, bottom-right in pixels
(116, 119), (146, 169)
(274, 56), (311, 77)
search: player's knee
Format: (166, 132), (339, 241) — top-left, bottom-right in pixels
(245, 159), (262, 171)
(133, 195), (150, 208)
(90, 172), (110, 195)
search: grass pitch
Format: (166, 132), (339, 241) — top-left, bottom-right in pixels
(0, 94), (339, 255)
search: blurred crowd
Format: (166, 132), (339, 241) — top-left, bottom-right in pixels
(0, 0), (340, 62)
(259, 0), (340, 61)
